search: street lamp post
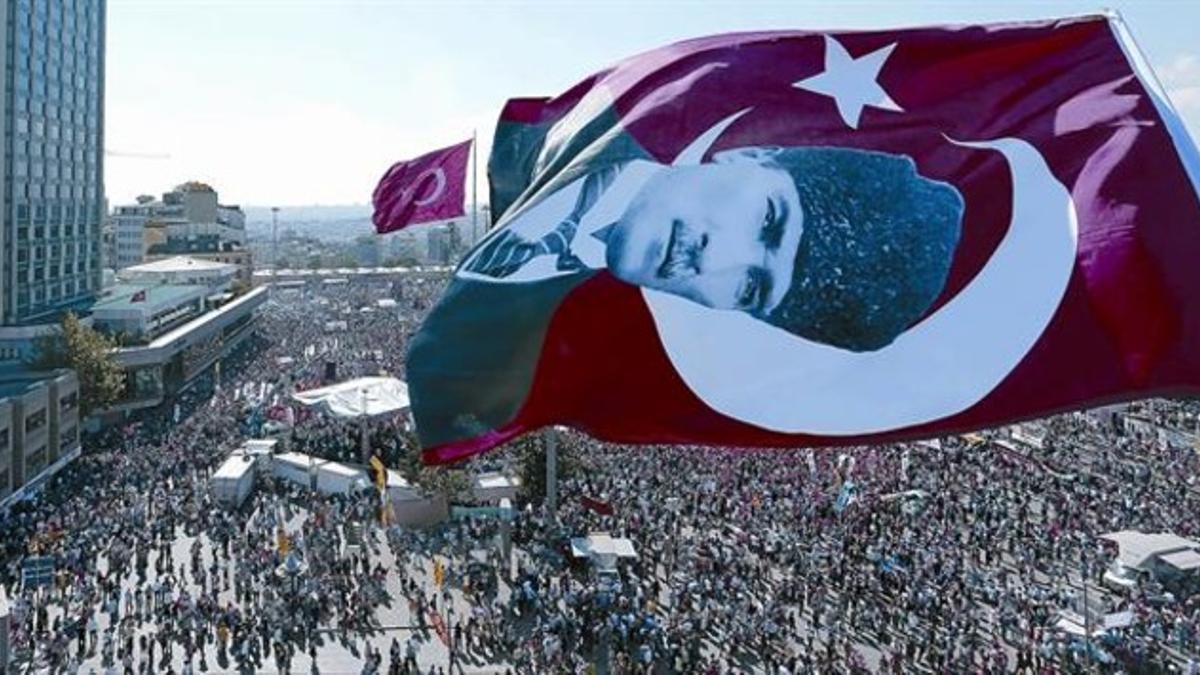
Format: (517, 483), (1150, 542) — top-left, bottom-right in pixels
(545, 428), (558, 520)
(443, 587), (456, 674)
(360, 388), (369, 464)
(271, 206), (280, 270)
(1079, 548), (1094, 673)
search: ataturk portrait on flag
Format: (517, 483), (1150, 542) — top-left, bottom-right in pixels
(409, 17), (1200, 463)
(460, 141), (964, 353)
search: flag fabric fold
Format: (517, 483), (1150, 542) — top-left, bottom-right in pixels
(408, 14), (1200, 465)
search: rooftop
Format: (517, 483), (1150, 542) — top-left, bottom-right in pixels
(0, 381), (40, 400)
(93, 284), (208, 312)
(123, 256), (236, 275)
(1101, 530), (1200, 570)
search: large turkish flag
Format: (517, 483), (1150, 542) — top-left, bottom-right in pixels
(408, 14), (1200, 464)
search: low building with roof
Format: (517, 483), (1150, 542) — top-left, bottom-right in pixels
(146, 236), (253, 284)
(103, 286), (268, 416)
(1100, 530), (1200, 593)
(118, 256), (237, 290)
(91, 284), (210, 342)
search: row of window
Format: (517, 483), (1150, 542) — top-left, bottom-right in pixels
(14, 0), (102, 28)
(17, 243), (91, 260)
(16, 279), (95, 310)
(25, 264), (92, 284)
(13, 203), (102, 225)
(9, 182), (98, 201)
(5, 94), (100, 128)
(12, 159), (98, 182)
(15, 227), (100, 246)
(8, 134), (100, 164)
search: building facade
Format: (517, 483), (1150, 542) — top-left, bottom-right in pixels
(109, 182), (248, 272)
(0, 370), (79, 505)
(1, 0), (106, 326)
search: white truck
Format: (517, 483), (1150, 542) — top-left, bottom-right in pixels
(211, 454), (257, 508)
(271, 452), (370, 496)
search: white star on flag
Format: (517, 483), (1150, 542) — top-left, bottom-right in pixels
(794, 36), (903, 129)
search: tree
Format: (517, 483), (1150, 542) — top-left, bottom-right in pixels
(382, 256), (421, 268)
(28, 313), (125, 416)
(514, 431), (580, 504)
(229, 279), (252, 297)
(396, 427), (472, 501)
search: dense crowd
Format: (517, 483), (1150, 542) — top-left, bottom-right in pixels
(0, 270), (1198, 674)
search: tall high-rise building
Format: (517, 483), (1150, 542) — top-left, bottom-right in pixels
(0, 0), (105, 326)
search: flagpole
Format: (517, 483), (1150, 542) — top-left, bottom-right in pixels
(471, 129), (479, 241)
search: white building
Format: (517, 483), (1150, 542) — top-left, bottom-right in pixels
(118, 256), (237, 291)
(109, 183), (248, 269)
(91, 284), (209, 340)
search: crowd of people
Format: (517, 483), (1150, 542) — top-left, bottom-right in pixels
(0, 270), (1198, 674)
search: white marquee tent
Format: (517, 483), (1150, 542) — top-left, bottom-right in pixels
(292, 376), (410, 418)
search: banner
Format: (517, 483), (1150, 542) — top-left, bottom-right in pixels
(409, 14), (1200, 464)
(372, 139), (471, 234)
(581, 495), (614, 516)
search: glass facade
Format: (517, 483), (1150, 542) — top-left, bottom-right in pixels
(3, 0), (105, 324)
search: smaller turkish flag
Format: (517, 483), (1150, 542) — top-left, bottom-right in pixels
(372, 139), (471, 234)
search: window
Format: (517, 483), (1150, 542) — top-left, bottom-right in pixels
(60, 425), (77, 451)
(0, 428), (9, 450)
(25, 408), (46, 433)
(26, 446), (46, 473)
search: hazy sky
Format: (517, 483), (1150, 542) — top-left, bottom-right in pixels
(105, 0), (1200, 208)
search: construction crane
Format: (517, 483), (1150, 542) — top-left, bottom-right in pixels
(105, 149), (171, 160)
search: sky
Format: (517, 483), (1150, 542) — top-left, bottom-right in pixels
(105, 0), (1200, 208)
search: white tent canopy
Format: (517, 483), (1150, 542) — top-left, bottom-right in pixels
(570, 533), (639, 565)
(1100, 530), (1200, 571)
(292, 376), (410, 418)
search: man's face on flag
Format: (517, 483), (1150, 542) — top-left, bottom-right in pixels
(605, 150), (804, 317)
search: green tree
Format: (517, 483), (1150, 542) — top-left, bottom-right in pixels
(382, 256), (421, 268)
(514, 431), (580, 503)
(28, 313), (125, 416)
(330, 253), (360, 269)
(396, 427), (472, 501)
(229, 279), (252, 296)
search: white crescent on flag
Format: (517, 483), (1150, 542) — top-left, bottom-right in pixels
(646, 113), (1079, 434)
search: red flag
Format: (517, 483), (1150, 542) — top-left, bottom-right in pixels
(372, 140), (471, 234)
(130, 289), (147, 303)
(581, 496), (614, 516)
(409, 15), (1200, 465)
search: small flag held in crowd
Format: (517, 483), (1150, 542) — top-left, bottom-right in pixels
(580, 495), (614, 516)
(432, 558), (445, 588)
(369, 455), (387, 490)
(371, 139), (471, 234)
